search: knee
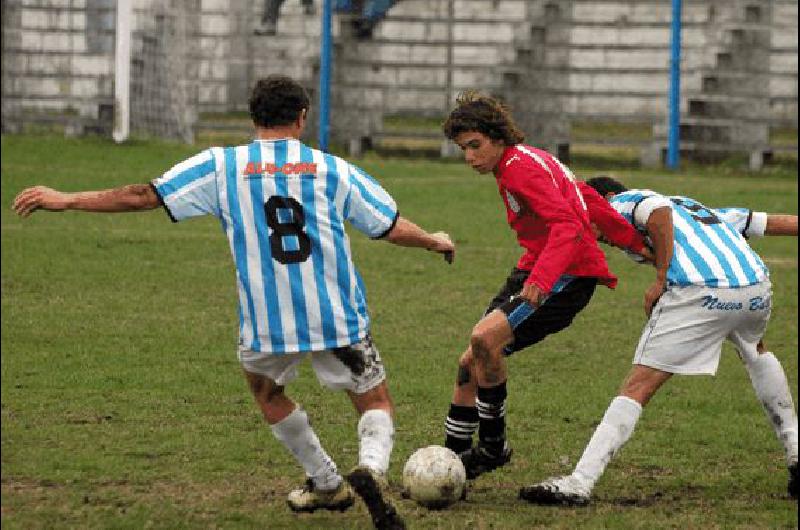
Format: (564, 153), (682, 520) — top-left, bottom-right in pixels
(470, 329), (496, 362)
(246, 372), (284, 403)
(457, 351), (474, 386)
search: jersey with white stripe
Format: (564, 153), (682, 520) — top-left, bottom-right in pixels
(609, 190), (768, 288)
(152, 139), (398, 354)
(712, 208), (768, 239)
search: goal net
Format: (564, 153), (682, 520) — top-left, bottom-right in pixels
(118, 0), (198, 143)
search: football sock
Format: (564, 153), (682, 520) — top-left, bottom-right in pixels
(445, 404), (479, 454)
(271, 407), (341, 491)
(476, 382), (508, 455)
(746, 352), (799, 465)
(574, 395), (642, 489)
(357, 408), (395, 475)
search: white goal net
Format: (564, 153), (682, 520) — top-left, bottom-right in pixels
(123, 0), (198, 142)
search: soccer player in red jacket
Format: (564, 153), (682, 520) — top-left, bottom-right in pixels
(441, 91), (648, 481)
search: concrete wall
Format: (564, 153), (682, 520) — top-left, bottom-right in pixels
(2, 0), (797, 142)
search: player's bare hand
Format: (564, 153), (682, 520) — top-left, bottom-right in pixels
(429, 231), (455, 264)
(644, 279), (666, 317)
(12, 186), (71, 217)
(519, 282), (545, 308)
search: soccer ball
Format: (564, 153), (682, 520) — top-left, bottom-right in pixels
(402, 445), (466, 509)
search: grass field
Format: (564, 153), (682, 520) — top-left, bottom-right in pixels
(2, 134), (798, 529)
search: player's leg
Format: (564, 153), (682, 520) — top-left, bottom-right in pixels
(444, 268), (526, 458)
(730, 281), (798, 498)
(241, 363), (352, 513)
(348, 381), (395, 476)
(444, 348), (479, 454)
(521, 284), (728, 505)
(255, 0), (284, 35)
(519, 365), (670, 505)
(445, 308), (514, 481)
(743, 347), (799, 498)
(467, 308), (514, 467)
(312, 335), (405, 529)
(462, 275), (599, 480)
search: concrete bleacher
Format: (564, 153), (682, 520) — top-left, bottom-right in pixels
(1, 0), (117, 134)
(2, 0), (797, 165)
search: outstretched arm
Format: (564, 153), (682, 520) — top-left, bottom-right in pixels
(13, 184), (160, 217)
(765, 214), (798, 236)
(382, 216), (455, 264)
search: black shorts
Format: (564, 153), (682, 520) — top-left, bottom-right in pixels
(484, 268), (598, 355)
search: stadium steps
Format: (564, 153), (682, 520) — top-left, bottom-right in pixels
(647, 1), (780, 169)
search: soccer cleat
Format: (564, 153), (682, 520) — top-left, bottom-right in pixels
(459, 443), (513, 480)
(518, 475), (591, 506)
(346, 466), (406, 530)
(789, 462), (798, 499)
(286, 478), (355, 513)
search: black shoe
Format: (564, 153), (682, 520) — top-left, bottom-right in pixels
(460, 443), (512, 480)
(789, 462), (798, 499)
(346, 466), (406, 530)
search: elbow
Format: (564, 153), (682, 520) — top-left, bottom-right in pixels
(128, 184), (160, 210)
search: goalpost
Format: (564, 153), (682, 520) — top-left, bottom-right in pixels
(113, 0), (131, 143)
(113, 0), (197, 143)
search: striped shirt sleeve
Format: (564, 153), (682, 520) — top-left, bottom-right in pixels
(151, 149), (220, 221)
(713, 207), (768, 238)
(632, 194), (672, 229)
(344, 164), (399, 238)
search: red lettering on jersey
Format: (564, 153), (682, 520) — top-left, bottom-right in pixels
(243, 162), (317, 176)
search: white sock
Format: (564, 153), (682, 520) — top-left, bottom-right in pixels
(746, 352), (799, 466)
(271, 407), (341, 490)
(573, 396), (643, 489)
(358, 409), (395, 475)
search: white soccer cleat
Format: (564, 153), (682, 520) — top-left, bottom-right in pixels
(287, 478), (355, 513)
(518, 475), (591, 506)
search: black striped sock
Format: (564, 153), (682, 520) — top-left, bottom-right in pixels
(476, 382), (507, 455)
(444, 404), (479, 454)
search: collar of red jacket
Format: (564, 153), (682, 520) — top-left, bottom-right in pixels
(494, 145), (521, 176)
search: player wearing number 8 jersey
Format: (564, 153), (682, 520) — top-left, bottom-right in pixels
(13, 75), (455, 530)
(152, 130), (399, 354)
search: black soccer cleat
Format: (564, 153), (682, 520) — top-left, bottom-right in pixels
(346, 466), (406, 530)
(789, 462), (798, 500)
(459, 443), (513, 480)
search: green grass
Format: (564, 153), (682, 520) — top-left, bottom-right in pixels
(2, 134), (798, 529)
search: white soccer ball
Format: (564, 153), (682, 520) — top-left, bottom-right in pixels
(402, 445), (466, 509)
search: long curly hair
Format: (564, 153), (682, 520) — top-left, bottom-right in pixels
(443, 91), (525, 146)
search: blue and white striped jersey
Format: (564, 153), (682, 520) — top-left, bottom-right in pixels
(712, 208), (768, 238)
(609, 190), (768, 288)
(152, 139), (399, 354)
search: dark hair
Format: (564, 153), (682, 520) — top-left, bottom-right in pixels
(249, 75), (310, 128)
(443, 90), (524, 146)
(585, 176), (628, 197)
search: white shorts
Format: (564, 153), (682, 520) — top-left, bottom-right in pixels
(634, 280), (772, 375)
(238, 333), (386, 394)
